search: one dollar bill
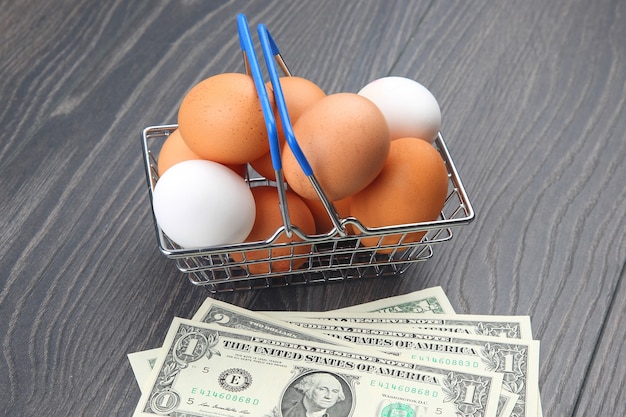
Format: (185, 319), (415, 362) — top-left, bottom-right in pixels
(196, 300), (520, 417)
(133, 317), (504, 417)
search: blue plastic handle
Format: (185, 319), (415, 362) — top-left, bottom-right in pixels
(236, 16), (345, 235)
(257, 24), (314, 177)
(236, 14), (282, 171)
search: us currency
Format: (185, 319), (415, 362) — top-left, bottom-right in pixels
(133, 317), (504, 417)
(132, 299), (514, 417)
(130, 299), (508, 415)
(331, 286), (456, 314)
(277, 319), (539, 417)
(263, 312), (534, 340)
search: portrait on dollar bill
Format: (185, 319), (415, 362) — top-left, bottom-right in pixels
(280, 371), (353, 417)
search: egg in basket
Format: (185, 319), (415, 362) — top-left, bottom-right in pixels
(141, 14), (474, 292)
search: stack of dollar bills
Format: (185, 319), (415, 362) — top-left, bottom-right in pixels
(128, 286), (541, 417)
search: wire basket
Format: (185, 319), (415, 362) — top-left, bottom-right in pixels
(142, 125), (473, 292)
(140, 15), (474, 292)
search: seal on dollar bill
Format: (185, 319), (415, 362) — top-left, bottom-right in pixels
(218, 368), (253, 392)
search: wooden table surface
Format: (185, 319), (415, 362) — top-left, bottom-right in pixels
(1, 1), (625, 416)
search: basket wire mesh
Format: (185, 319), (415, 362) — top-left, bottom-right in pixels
(142, 126), (473, 293)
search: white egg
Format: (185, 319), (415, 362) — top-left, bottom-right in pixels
(152, 160), (255, 249)
(358, 76), (441, 143)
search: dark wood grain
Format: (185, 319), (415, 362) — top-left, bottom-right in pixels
(0, 0), (624, 416)
(574, 263), (626, 416)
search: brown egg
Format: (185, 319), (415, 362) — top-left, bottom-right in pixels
(231, 186), (315, 275)
(303, 196), (352, 234)
(350, 137), (449, 252)
(157, 129), (247, 178)
(177, 72), (272, 165)
(157, 129), (202, 177)
(251, 76), (326, 180)
(270, 76), (326, 138)
(282, 93), (390, 201)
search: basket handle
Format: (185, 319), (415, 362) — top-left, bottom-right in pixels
(256, 25), (311, 176)
(237, 14), (295, 237)
(257, 23), (346, 236)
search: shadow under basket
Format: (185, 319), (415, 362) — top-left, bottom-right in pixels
(142, 125), (474, 293)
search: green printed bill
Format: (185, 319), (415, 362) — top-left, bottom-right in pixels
(262, 312), (533, 340)
(274, 318), (539, 417)
(128, 288), (542, 416)
(194, 299), (531, 417)
(331, 286), (456, 314)
(133, 317), (504, 417)
(131, 299), (517, 417)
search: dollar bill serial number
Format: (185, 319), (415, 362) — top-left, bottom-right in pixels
(189, 388), (260, 405)
(370, 380), (439, 397)
(412, 355), (480, 369)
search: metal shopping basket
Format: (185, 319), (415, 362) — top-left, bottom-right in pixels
(141, 15), (474, 293)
